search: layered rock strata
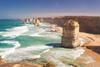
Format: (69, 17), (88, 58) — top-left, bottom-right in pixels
(62, 20), (81, 48)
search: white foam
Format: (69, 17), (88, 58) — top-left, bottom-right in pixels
(19, 45), (53, 51)
(0, 23), (61, 62)
(25, 32), (60, 39)
(0, 25), (29, 38)
(2, 45), (52, 62)
(0, 41), (53, 62)
(23, 28), (60, 39)
(23, 23), (60, 39)
(0, 40), (20, 48)
(80, 38), (85, 46)
(0, 40), (20, 59)
(0, 23), (61, 39)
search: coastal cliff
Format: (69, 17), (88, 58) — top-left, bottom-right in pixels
(42, 16), (100, 34)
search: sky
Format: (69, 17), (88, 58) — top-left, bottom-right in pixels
(0, 0), (100, 18)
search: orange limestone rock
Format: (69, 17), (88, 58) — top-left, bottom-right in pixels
(32, 18), (41, 27)
(62, 19), (81, 48)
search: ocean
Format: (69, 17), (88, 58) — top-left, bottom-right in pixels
(0, 19), (61, 62)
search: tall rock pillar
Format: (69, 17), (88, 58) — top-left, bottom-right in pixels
(62, 20), (80, 48)
(32, 18), (41, 27)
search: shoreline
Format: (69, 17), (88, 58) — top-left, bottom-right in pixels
(0, 22), (100, 67)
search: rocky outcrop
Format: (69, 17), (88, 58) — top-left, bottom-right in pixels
(32, 18), (41, 27)
(0, 63), (43, 67)
(62, 20), (80, 48)
(49, 24), (63, 34)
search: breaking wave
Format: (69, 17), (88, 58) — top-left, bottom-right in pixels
(0, 22), (61, 62)
(0, 40), (20, 58)
(0, 40), (53, 62)
(0, 25), (29, 38)
(0, 45), (53, 62)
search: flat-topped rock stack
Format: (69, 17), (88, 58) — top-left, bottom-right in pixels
(32, 18), (41, 27)
(62, 19), (81, 48)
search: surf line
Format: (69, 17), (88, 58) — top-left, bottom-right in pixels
(0, 40), (20, 59)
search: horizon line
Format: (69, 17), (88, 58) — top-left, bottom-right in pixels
(1, 12), (100, 19)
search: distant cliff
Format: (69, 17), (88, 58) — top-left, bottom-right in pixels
(42, 16), (100, 34)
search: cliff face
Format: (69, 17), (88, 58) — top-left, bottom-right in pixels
(42, 16), (100, 34)
(62, 20), (80, 48)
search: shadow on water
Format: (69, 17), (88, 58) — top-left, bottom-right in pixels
(46, 43), (61, 48)
(46, 43), (78, 48)
(86, 46), (100, 54)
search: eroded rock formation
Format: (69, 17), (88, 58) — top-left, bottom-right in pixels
(62, 20), (81, 48)
(32, 18), (41, 27)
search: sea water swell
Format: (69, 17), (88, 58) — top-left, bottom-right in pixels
(0, 25), (29, 38)
(23, 23), (61, 39)
(0, 21), (61, 62)
(0, 40), (20, 58)
(0, 21), (86, 63)
(0, 40), (53, 62)
(0, 23), (60, 39)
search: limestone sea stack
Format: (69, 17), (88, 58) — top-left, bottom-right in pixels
(32, 18), (41, 27)
(62, 19), (81, 48)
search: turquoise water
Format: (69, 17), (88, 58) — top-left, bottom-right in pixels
(0, 19), (61, 62)
(0, 19), (23, 31)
